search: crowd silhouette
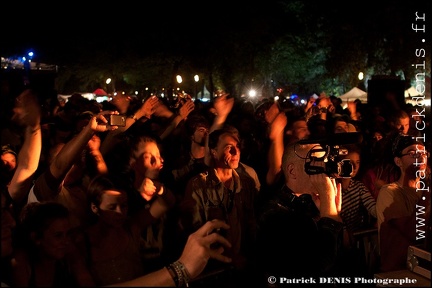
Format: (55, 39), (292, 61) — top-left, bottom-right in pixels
(1, 87), (430, 287)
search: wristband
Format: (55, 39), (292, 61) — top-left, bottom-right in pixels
(166, 265), (179, 287)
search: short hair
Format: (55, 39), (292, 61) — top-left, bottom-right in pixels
(185, 114), (209, 136)
(208, 128), (239, 150)
(282, 142), (313, 178)
(87, 174), (126, 208)
(1, 145), (17, 157)
(19, 201), (69, 240)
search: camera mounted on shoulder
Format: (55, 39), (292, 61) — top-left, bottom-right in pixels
(297, 132), (362, 178)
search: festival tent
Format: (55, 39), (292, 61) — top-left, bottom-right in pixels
(338, 87), (368, 104)
(93, 88), (108, 96)
(404, 86), (420, 97)
(404, 86), (431, 106)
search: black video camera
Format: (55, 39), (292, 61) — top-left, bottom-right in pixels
(304, 145), (352, 178)
(298, 132), (362, 178)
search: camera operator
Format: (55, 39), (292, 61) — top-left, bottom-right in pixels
(256, 141), (344, 286)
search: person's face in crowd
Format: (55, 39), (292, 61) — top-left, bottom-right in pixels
(344, 151), (361, 178)
(1, 192), (16, 258)
(291, 120), (310, 140)
(396, 144), (428, 175)
(132, 140), (164, 179)
(93, 190), (128, 228)
(111, 94), (131, 113)
(1, 152), (16, 172)
(36, 217), (72, 260)
(396, 116), (410, 135)
(318, 97), (332, 110)
(211, 133), (240, 170)
(192, 126), (208, 147)
(334, 120), (349, 133)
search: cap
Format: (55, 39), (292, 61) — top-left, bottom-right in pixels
(391, 133), (423, 157)
(1, 145), (17, 157)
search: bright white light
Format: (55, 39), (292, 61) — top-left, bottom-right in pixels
(274, 96), (279, 101)
(176, 75), (183, 84)
(406, 99), (431, 107)
(301, 99), (306, 104)
(248, 89), (257, 97)
(106, 78), (111, 84)
(194, 75), (199, 82)
(358, 72), (364, 80)
(134, 91), (138, 95)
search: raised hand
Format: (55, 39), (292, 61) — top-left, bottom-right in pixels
(139, 96), (159, 118)
(178, 99), (195, 120)
(213, 92), (234, 118)
(178, 219), (232, 280)
(268, 111), (287, 140)
(11, 89), (41, 129)
(88, 111), (120, 132)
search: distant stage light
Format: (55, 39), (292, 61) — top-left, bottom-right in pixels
(248, 89), (257, 97)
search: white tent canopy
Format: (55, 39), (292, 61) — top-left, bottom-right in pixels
(338, 87), (368, 103)
(404, 86), (421, 97)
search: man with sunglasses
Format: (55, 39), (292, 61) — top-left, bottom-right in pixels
(376, 133), (430, 272)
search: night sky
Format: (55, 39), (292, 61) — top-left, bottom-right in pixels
(2, 2), (281, 60)
(2, 1), (430, 65)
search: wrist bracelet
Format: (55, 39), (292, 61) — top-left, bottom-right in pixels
(128, 114), (140, 121)
(174, 261), (190, 287)
(166, 265), (179, 287)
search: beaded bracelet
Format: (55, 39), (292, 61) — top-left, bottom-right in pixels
(166, 264), (179, 287)
(173, 261), (190, 287)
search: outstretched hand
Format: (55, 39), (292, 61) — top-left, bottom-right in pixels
(11, 89), (41, 129)
(178, 219), (232, 280)
(213, 92), (234, 118)
(88, 111), (120, 132)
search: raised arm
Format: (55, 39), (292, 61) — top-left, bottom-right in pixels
(159, 99), (194, 140)
(266, 111), (287, 185)
(209, 92), (234, 133)
(33, 112), (118, 201)
(204, 93), (234, 166)
(100, 96), (159, 155)
(8, 89), (42, 204)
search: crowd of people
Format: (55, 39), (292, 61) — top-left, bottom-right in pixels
(1, 86), (430, 287)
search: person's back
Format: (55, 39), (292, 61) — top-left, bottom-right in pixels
(257, 186), (322, 276)
(11, 201), (94, 287)
(256, 141), (344, 286)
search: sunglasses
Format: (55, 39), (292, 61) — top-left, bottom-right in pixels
(400, 151), (429, 159)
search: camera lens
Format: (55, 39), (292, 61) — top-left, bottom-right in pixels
(337, 159), (353, 178)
